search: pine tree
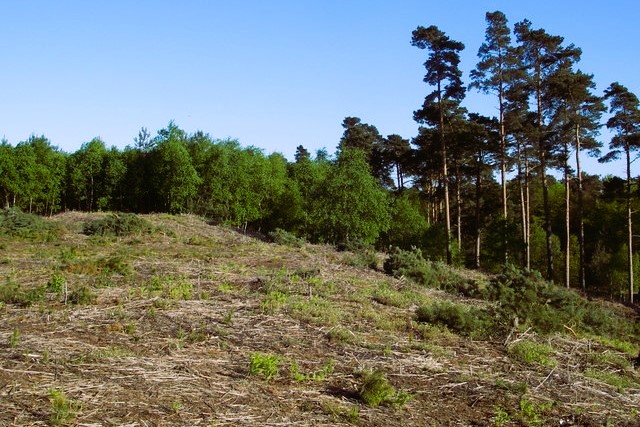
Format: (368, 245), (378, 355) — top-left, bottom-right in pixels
(514, 19), (581, 281)
(547, 68), (604, 289)
(411, 25), (465, 264)
(602, 82), (640, 303)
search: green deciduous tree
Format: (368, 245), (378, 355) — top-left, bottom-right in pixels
(149, 125), (201, 214)
(310, 149), (390, 245)
(66, 138), (107, 211)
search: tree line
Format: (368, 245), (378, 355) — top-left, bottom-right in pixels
(1, 11), (638, 302)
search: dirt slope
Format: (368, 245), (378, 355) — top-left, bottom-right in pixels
(0, 213), (638, 426)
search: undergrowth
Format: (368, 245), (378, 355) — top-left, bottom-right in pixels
(415, 301), (493, 338)
(0, 208), (62, 240)
(357, 369), (412, 408)
(385, 249), (639, 344)
(83, 213), (153, 237)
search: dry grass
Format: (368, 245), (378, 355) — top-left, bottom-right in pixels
(0, 213), (638, 426)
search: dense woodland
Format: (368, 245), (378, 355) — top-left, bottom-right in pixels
(1, 11), (639, 302)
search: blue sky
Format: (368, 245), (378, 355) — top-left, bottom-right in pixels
(1, 0), (638, 176)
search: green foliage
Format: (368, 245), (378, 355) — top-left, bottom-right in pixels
(67, 286), (97, 305)
(197, 141), (289, 228)
(150, 135), (201, 213)
(141, 275), (193, 301)
(309, 149), (390, 245)
(268, 228), (305, 247)
(342, 244), (379, 270)
(48, 388), (81, 426)
(166, 281), (193, 300)
(290, 359), (334, 382)
(384, 246), (437, 286)
(372, 284), (412, 308)
(518, 398), (554, 427)
(83, 213), (152, 237)
(381, 191), (429, 250)
(383, 246), (484, 295)
(248, 352), (281, 381)
(321, 400), (360, 423)
(586, 352), (631, 370)
(47, 273), (66, 294)
(260, 290), (289, 314)
(487, 265), (640, 341)
(102, 255), (133, 276)
(0, 207), (61, 240)
(507, 340), (557, 367)
(326, 326), (356, 344)
(8, 328), (21, 348)
(584, 368), (637, 392)
(289, 295), (340, 326)
(358, 369), (412, 408)
(493, 406), (512, 426)
(416, 301), (493, 337)
(1, 136), (66, 215)
(0, 278), (45, 307)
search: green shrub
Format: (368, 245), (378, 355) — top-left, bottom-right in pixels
(290, 359), (334, 382)
(260, 290), (289, 314)
(358, 370), (411, 408)
(83, 213), (152, 237)
(48, 388), (81, 426)
(518, 398), (554, 426)
(416, 301), (493, 337)
(102, 255), (133, 276)
(8, 328), (21, 348)
(384, 247), (437, 286)
(343, 249), (378, 270)
(0, 208), (61, 240)
(67, 286), (97, 305)
(268, 228), (305, 247)
(249, 352), (281, 381)
(0, 278), (45, 307)
(383, 246), (472, 292)
(47, 273), (66, 294)
(586, 352), (631, 370)
(372, 285), (411, 308)
(507, 340), (557, 368)
(488, 265), (640, 342)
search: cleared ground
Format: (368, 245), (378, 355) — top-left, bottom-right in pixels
(0, 213), (638, 426)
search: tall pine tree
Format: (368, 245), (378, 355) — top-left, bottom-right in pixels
(411, 25), (465, 264)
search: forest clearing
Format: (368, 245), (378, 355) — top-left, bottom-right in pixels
(0, 211), (638, 426)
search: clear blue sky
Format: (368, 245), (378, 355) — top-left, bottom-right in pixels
(1, 0), (638, 176)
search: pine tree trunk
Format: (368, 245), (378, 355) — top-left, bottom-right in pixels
(455, 164), (462, 252)
(499, 85), (508, 264)
(524, 152), (531, 270)
(564, 140), (571, 289)
(475, 165), (482, 269)
(541, 160), (554, 281)
(518, 156), (526, 266)
(537, 72), (554, 281)
(626, 145), (634, 303)
(499, 89), (507, 220)
(575, 124), (586, 291)
(438, 81), (453, 265)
